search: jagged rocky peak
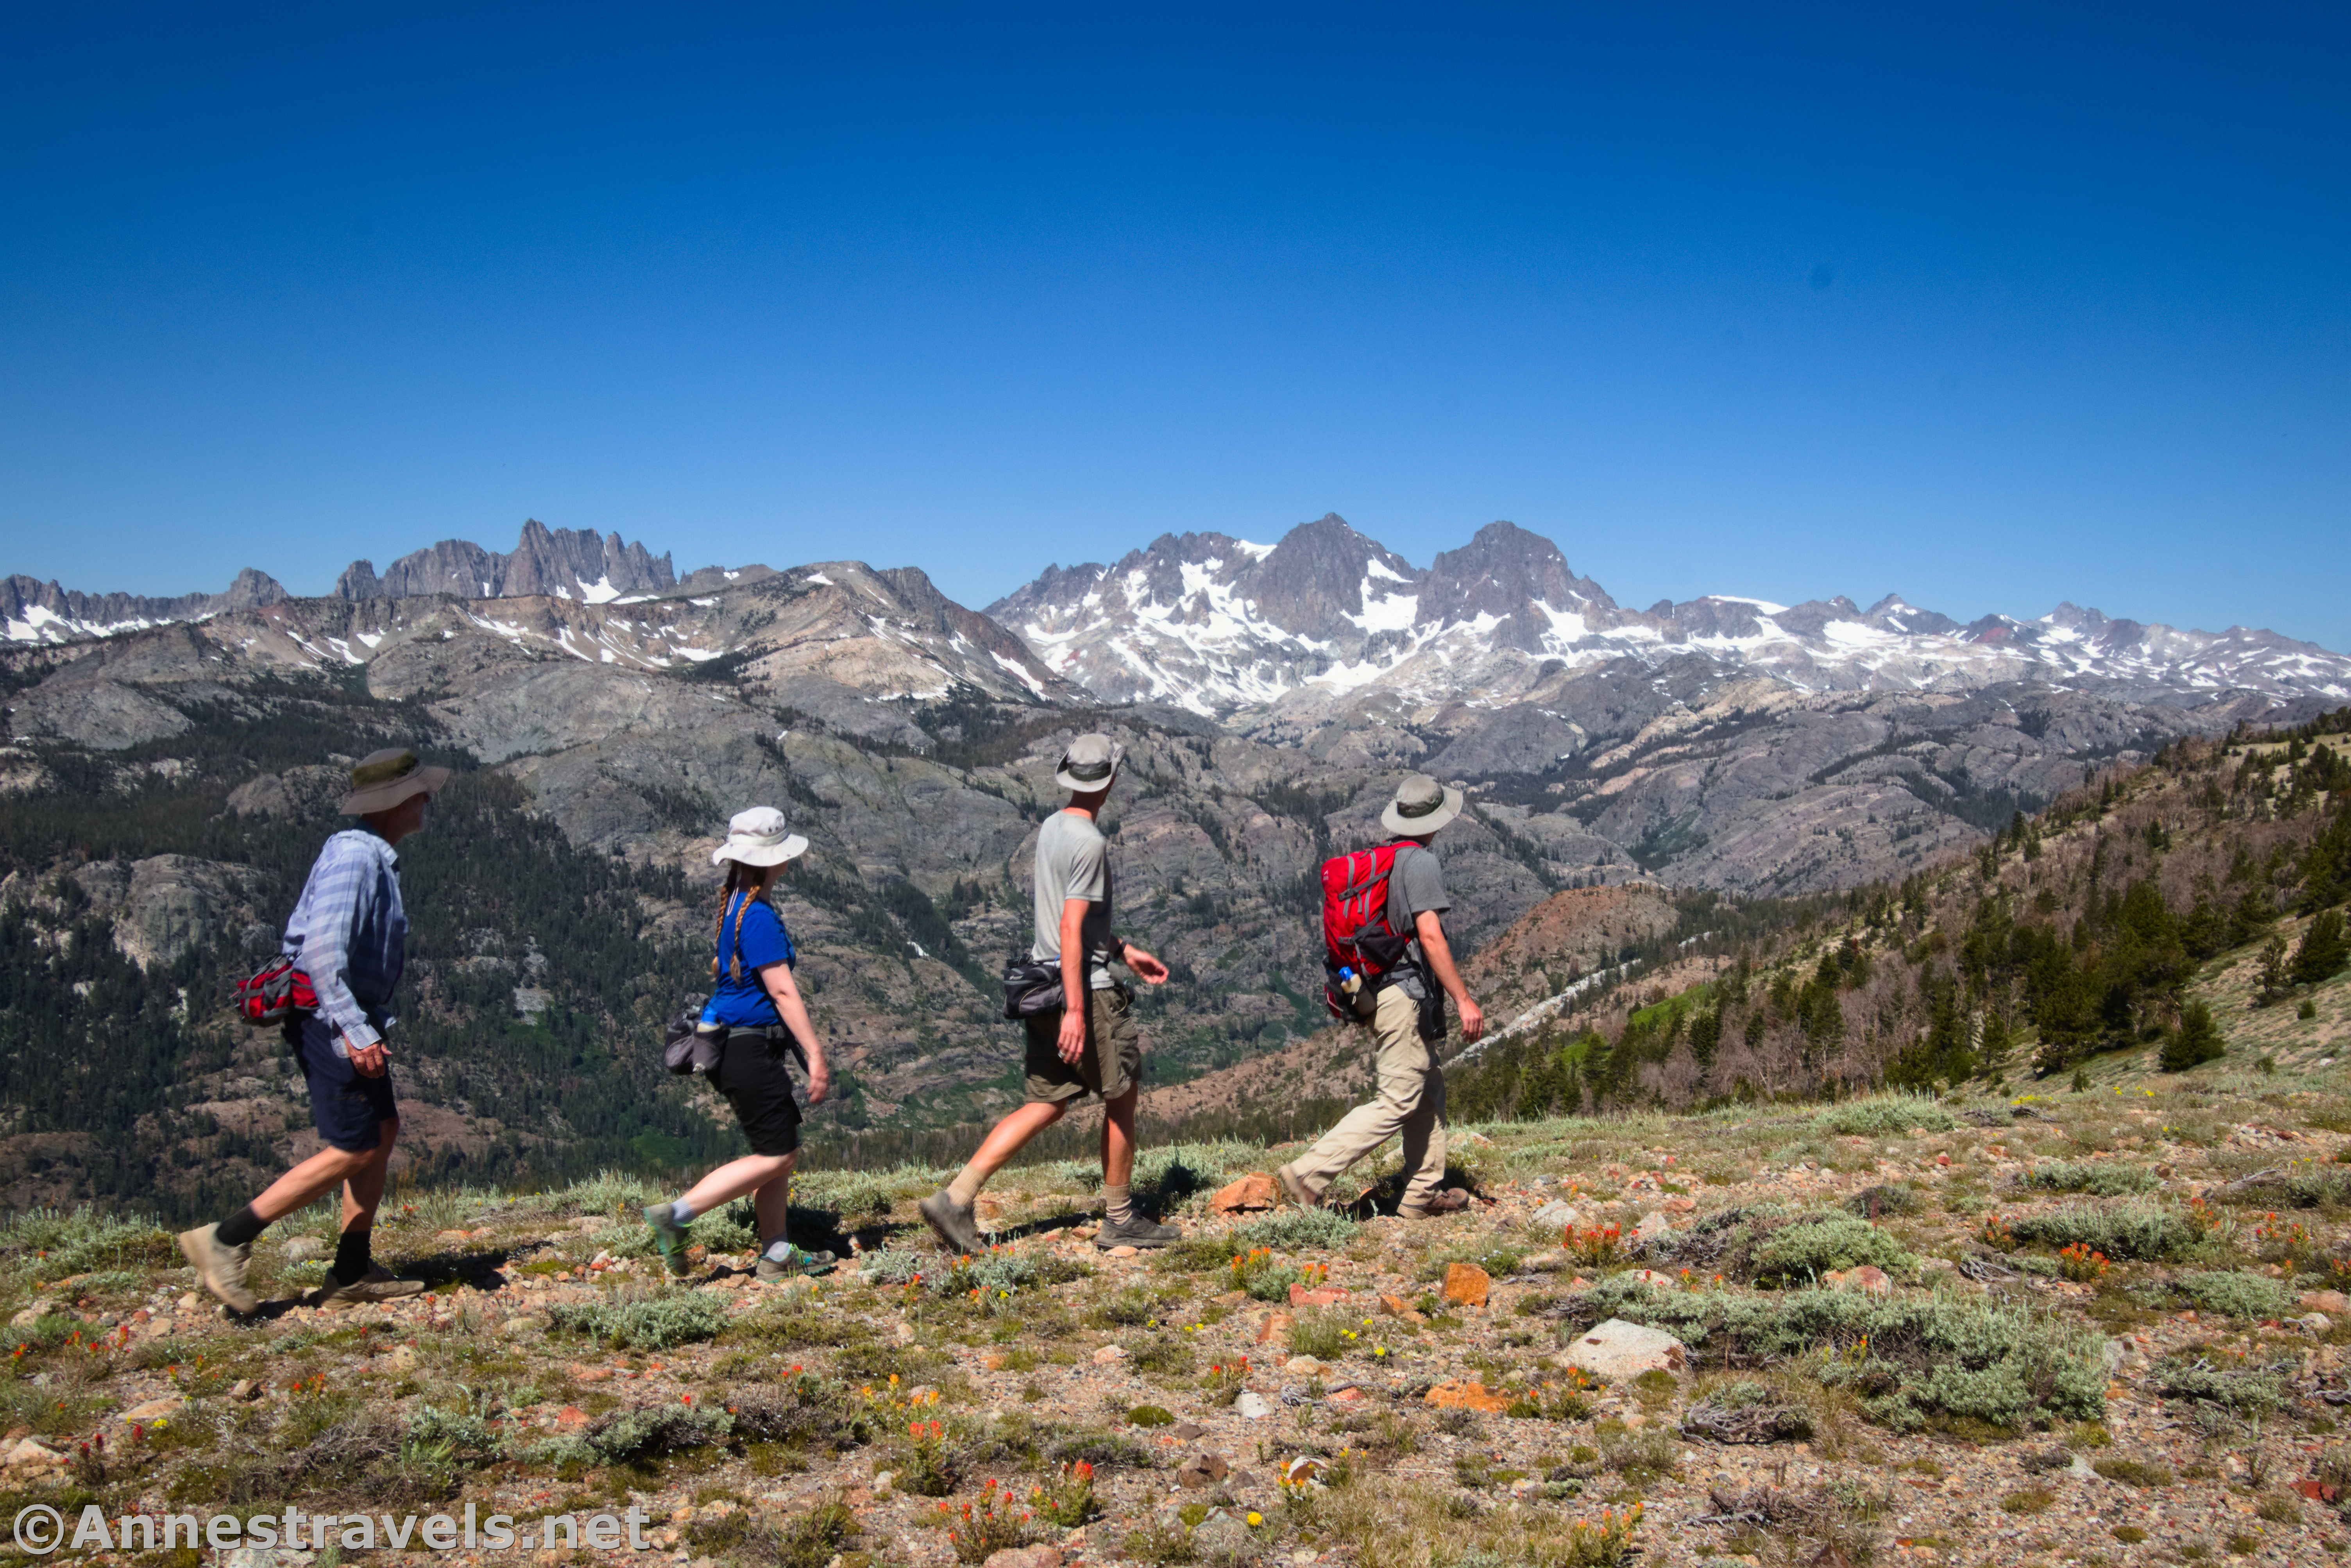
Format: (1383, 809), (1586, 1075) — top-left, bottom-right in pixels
(3, 567), (290, 644)
(335, 519), (677, 604)
(1419, 521), (1617, 651)
(1233, 514), (1420, 638)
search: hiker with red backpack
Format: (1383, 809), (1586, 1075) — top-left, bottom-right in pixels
(1276, 773), (1487, 1218)
(181, 748), (445, 1314)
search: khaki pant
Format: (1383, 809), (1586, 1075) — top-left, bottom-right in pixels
(1285, 984), (1449, 1214)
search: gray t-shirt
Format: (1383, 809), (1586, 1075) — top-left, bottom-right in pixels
(1033, 808), (1117, 991)
(1385, 844), (1451, 999)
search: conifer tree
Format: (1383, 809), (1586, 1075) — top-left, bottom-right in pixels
(2293, 910), (2349, 987)
(2160, 1000), (2226, 1072)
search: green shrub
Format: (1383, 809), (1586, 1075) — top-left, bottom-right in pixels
(0, 1206), (176, 1278)
(1231, 1207), (1359, 1251)
(1127, 1404), (1176, 1427)
(2007, 1203), (2199, 1261)
(1748, 1215), (1914, 1287)
(2210, 1164), (2351, 1209)
(1562, 1276), (2107, 1431)
(547, 1291), (728, 1350)
(2153, 1353), (2292, 1418)
(1814, 1098), (1958, 1137)
(2015, 1162), (2158, 1198)
(1286, 1309), (1355, 1361)
(576, 1403), (732, 1466)
(2172, 1271), (2294, 1320)
(1047, 1429), (1155, 1469)
(726, 1374), (875, 1452)
(1842, 1185), (1923, 1217)
(861, 1246), (1090, 1296)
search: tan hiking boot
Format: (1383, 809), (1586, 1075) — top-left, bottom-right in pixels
(177, 1224), (260, 1314)
(313, 1264), (426, 1308)
(1274, 1163), (1320, 1210)
(918, 1189), (984, 1254)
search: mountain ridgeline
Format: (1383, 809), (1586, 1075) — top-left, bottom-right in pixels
(3, 512), (2349, 1214)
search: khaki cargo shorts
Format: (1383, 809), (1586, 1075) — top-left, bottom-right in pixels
(1023, 983), (1141, 1104)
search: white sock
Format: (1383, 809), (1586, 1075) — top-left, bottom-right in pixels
(763, 1236), (794, 1262)
(1103, 1184), (1135, 1226)
(946, 1166), (984, 1208)
(668, 1197), (698, 1224)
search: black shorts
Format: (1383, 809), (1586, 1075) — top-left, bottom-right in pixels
(292, 1017), (399, 1153)
(716, 1031), (803, 1156)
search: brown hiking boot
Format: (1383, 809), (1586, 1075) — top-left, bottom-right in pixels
(177, 1224), (260, 1314)
(1274, 1163), (1320, 1210)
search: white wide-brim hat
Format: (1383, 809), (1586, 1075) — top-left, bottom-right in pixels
(712, 806), (809, 868)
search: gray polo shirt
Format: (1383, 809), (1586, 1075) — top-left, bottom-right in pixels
(1032, 808), (1117, 991)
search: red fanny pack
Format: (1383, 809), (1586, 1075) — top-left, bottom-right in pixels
(235, 956), (318, 1024)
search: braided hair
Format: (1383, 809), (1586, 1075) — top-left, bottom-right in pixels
(711, 861), (775, 982)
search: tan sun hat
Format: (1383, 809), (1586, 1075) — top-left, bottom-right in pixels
(712, 806), (809, 868)
(339, 747), (451, 815)
(1052, 732), (1124, 793)
(1381, 773), (1465, 837)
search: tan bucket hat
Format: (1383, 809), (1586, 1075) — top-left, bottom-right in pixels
(712, 806), (809, 868)
(1381, 772), (1464, 837)
(339, 747), (451, 815)
(1052, 732), (1124, 793)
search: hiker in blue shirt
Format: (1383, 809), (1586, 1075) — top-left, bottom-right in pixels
(179, 748), (446, 1314)
(642, 807), (837, 1280)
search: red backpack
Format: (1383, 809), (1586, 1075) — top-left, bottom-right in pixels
(234, 956), (318, 1025)
(1320, 841), (1419, 1019)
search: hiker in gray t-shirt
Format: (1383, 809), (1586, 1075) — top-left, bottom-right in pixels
(921, 733), (1182, 1253)
(1278, 773), (1488, 1219)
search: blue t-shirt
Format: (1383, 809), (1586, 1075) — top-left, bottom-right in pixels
(702, 893), (796, 1027)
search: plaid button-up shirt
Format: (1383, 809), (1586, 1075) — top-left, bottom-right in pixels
(282, 829), (407, 1054)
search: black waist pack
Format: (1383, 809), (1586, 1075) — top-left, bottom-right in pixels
(1001, 957), (1064, 1021)
(663, 1014), (724, 1077)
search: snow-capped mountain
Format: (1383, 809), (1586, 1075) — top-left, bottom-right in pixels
(986, 515), (2351, 714)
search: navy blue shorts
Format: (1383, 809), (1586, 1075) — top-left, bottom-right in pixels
(292, 1018), (399, 1153)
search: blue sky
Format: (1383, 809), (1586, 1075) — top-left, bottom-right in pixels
(4, 4), (2346, 644)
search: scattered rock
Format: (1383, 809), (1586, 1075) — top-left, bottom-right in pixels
(1520, 1251), (1567, 1273)
(1635, 1210), (1673, 1241)
(2303, 1290), (2351, 1314)
(1178, 1452), (1232, 1488)
(1442, 1262), (1490, 1309)
(1284, 1355), (1324, 1375)
(1256, 1310), (1295, 1344)
(982, 1548), (1063, 1568)
(1822, 1265), (1895, 1298)
(1193, 1511), (1255, 1561)
(281, 1237), (327, 1262)
(1091, 1344), (1128, 1365)
(1108, 1245), (1140, 1258)
(228, 1378), (260, 1402)
(1211, 1174), (1280, 1215)
(1530, 1199), (1578, 1229)
(1563, 1319), (1687, 1378)
(120, 1395), (183, 1423)
(1174, 1422), (1205, 1439)
(500, 1313), (550, 1336)
(1377, 1293), (1423, 1321)
(434, 1229), (472, 1245)
(1661, 1194), (1697, 1214)
(8, 1303), (54, 1328)
(1288, 1283), (1346, 1307)
(1236, 1391), (1274, 1420)
(5, 1437), (64, 1469)
(555, 1406), (591, 1430)
(1425, 1380), (1512, 1414)
(383, 1345), (418, 1373)
(1327, 1385), (1365, 1403)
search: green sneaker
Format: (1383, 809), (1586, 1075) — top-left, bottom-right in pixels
(755, 1244), (837, 1282)
(643, 1203), (692, 1278)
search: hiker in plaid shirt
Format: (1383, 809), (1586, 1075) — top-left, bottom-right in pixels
(178, 748), (447, 1314)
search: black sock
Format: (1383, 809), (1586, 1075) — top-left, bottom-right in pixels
(215, 1205), (266, 1249)
(330, 1228), (372, 1286)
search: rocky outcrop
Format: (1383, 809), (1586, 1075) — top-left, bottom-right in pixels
(2, 567), (286, 645)
(70, 855), (271, 969)
(336, 519), (676, 604)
